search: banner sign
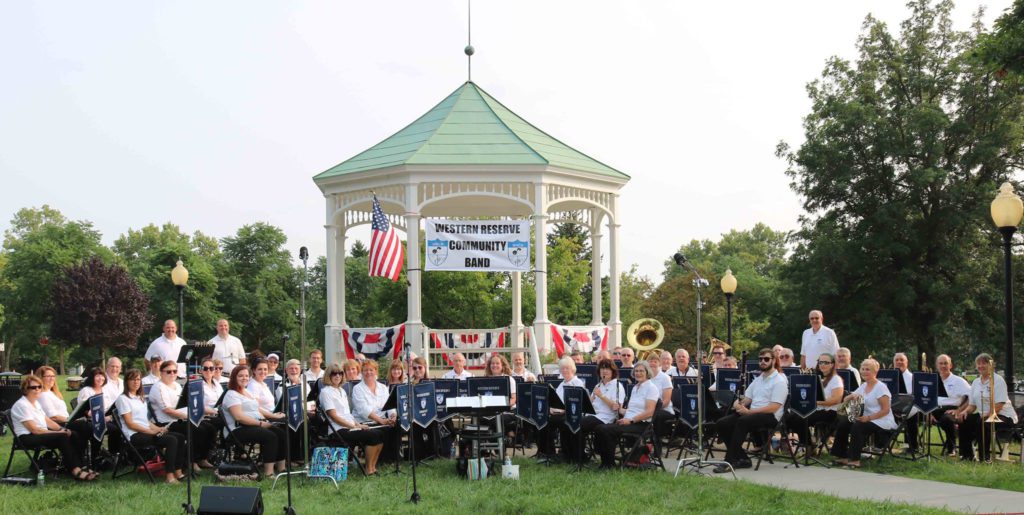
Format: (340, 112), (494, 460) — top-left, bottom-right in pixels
(425, 219), (531, 272)
(342, 325), (405, 361)
(413, 382), (437, 428)
(285, 384), (302, 431)
(912, 372), (940, 414)
(395, 384), (412, 432)
(550, 324), (609, 357)
(432, 379), (460, 421)
(575, 364), (599, 391)
(789, 374), (818, 418)
(431, 329), (505, 369)
(715, 369), (743, 396)
(563, 386), (585, 434)
(89, 394), (106, 442)
(673, 383), (699, 429)
(467, 376), (511, 398)
(188, 379), (205, 428)
(876, 369), (901, 398)
(515, 381), (534, 422)
(530, 383), (550, 429)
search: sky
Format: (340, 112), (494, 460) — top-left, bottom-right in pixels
(0, 0), (1012, 283)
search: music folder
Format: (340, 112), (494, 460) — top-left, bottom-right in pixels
(67, 395), (91, 423)
(836, 368), (859, 393)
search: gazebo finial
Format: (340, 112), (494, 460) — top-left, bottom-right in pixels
(464, 0), (474, 82)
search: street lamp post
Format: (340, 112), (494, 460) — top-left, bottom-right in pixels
(991, 182), (1023, 388)
(721, 269), (737, 352)
(169, 259), (194, 514)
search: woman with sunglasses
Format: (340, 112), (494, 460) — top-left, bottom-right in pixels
(12, 375), (97, 481)
(222, 366), (287, 479)
(784, 352), (844, 451)
(320, 363), (386, 474)
(409, 357), (429, 383)
(150, 360), (218, 470)
(117, 369), (187, 484)
(199, 358), (224, 416)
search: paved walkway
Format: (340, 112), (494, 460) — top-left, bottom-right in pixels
(663, 457), (1024, 513)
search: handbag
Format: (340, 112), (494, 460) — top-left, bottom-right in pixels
(310, 446), (348, 482)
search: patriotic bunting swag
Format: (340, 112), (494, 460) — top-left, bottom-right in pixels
(550, 324), (609, 358)
(431, 329), (506, 369)
(342, 325), (405, 361)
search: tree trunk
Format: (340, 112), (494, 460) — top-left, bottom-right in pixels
(58, 342), (66, 375)
(100, 344), (106, 369)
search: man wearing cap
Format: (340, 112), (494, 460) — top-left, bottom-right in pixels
(267, 353), (283, 381)
(209, 319), (246, 376)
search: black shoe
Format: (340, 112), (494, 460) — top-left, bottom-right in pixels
(712, 464), (732, 474)
(733, 459), (752, 470)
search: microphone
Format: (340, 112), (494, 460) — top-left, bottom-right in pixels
(299, 246), (308, 261)
(673, 253), (687, 267)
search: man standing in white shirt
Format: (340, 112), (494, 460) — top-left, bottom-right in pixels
(209, 319), (246, 376)
(933, 354), (970, 455)
(145, 319), (185, 379)
(800, 310), (839, 369)
(101, 357), (123, 408)
(442, 353), (472, 380)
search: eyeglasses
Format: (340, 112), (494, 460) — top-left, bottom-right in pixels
(759, 357), (773, 362)
(780, 355), (793, 359)
(27, 385), (42, 391)
(817, 360), (833, 365)
(163, 370), (178, 374)
(215, 367), (223, 371)
(202, 366), (216, 371)
(412, 366), (424, 370)
(330, 371), (343, 376)
(712, 351), (724, 356)
(809, 317), (820, 320)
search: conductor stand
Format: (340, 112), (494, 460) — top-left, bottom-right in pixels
(671, 253), (734, 478)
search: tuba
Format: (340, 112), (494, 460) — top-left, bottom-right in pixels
(705, 337), (731, 364)
(626, 318), (665, 361)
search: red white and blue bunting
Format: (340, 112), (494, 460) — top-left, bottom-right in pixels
(342, 325), (405, 361)
(431, 329), (506, 369)
(550, 324), (609, 358)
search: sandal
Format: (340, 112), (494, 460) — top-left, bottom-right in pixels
(72, 469), (93, 481)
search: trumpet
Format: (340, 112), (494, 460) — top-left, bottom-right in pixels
(921, 352), (932, 373)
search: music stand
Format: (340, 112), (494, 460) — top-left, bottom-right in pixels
(784, 374), (826, 468)
(382, 387), (407, 476)
(561, 386), (595, 472)
(912, 372), (947, 462)
(836, 368), (859, 394)
(171, 378), (203, 514)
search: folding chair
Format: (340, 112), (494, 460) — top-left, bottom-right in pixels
(884, 394), (918, 462)
(751, 406), (800, 470)
(107, 405), (157, 483)
(994, 392), (1023, 463)
(2, 409), (60, 478)
(312, 404), (367, 476)
(615, 400), (665, 471)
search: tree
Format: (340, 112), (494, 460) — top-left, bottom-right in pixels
(776, 0), (1024, 364)
(0, 206), (111, 368)
(217, 223), (298, 350)
(546, 236), (592, 325)
(975, 0), (1024, 76)
(50, 256), (152, 372)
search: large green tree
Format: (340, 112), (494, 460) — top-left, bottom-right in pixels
(776, 0), (1024, 365)
(0, 206), (111, 368)
(975, 0), (1024, 76)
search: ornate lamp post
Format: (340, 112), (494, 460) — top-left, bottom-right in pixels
(991, 182), (1022, 388)
(170, 259), (194, 514)
(171, 259), (189, 339)
(721, 269), (737, 352)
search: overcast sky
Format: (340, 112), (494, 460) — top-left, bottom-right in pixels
(0, 1), (1010, 282)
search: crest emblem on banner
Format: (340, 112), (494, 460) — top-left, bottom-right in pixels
(508, 240), (529, 267)
(427, 239), (449, 267)
(436, 393), (444, 405)
(420, 398), (427, 410)
(800, 388), (807, 400)
(922, 385), (929, 397)
(729, 383), (737, 392)
(690, 399), (696, 411)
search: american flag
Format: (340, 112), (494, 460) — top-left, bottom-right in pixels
(369, 195), (404, 281)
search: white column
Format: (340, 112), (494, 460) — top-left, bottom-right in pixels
(324, 195), (343, 363)
(590, 209), (604, 326)
(533, 183), (550, 353)
(405, 184), (424, 355)
(337, 229), (347, 327)
(511, 271), (523, 348)
(608, 195), (622, 348)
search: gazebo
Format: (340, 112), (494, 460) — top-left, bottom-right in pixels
(313, 81), (629, 363)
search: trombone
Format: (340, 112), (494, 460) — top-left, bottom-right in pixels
(979, 373), (1001, 463)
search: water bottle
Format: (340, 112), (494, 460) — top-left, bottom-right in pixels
(36, 469), (44, 487)
(504, 456), (512, 467)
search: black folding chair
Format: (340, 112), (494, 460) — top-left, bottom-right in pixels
(615, 400), (665, 471)
(107, 405), (157, 483)
(2, 409), (61, 478)
(313, 404), (368, 477)
(884, 394), (918, 461)
(750, 406), (800, 470)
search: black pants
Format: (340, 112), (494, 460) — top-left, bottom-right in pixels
(653, 410), (675, 439)
(330, 426), (385, 447)
(287, 423), (306, 462)
(19, 432), (83, 471)
(167, 419), (217, 462)
(63, 419), (94, 463)
(958, 413), (1012, 461)
(593, 421), (647, 467)
(714, 412), (778, 463)
(784, 410), (837, 447)
(536, 414), (565, 456)
(558, 415), (604, 464)
(831, 418), (890, 461)
(231, 425), (286, 464)
(933, 406), (959, 452)
(130, 431), (186, 472)
(902, 412), (920, 450)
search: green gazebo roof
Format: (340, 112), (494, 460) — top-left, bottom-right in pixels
(314, 82), (628, 181)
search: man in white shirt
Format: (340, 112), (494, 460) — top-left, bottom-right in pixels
(101, 357), (123, 408)
(209, 319), (245, 376)
(442, 353), (472, 380)
(778, 348), (796, 368)
(141, 356), (162, 386)
(933, 354), (971, 455)
(836, 347), (861, 385)
(800, 310), (839, 369)
(714, 348), (788, 472)
(301, 349), (325, 383)
(668, 348), (697, 377)
(145, 319), (185, 379)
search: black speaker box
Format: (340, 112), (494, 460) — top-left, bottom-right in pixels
(197, 485), (264, 514)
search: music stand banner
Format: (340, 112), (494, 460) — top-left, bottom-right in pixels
(876, 369), (901, 398)
(912, 372), (940, 414)
(188, 379), (205, 428)
(789, 374), (818, 418)
(530, 383), (549, 429)
(575, 364), (599, 391)
(89, 394), (106, 442)
(563, 387), (585, 434)
(467, 376), (510, 397)
(432, 379), (459, 421)
(674, 383), (699, 429)
(413, 382), (437, 428)
(515, 381), (534, 423)
(715, 369), (742, 396)
(285, 384), (303, 431)
(395, 384), (412, 432)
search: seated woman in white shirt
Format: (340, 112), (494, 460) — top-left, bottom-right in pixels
(222, 366), (288, 479)
(320, 363), (386, 475)
(537, 357), (585, 460)
(77, 367), (108, 412)
(593, 362), (660, 469)
(246, 358), (280, 412)
(117, 369), (186, 484)
(831, 358), (897, 468)
(35, 365), (95, 463)
(511, 352), (537, 382)
(150, 360), (218, 469)
(410, 357), (429, 384)
(199, 358), (225, 416)
(783, 352), (844, 449)
(351, 360), (398, 460)
(11, 375), (95, 481)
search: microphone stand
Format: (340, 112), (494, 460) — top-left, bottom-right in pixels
(280, 334), (296, 515)
(672, 254), (735, 478)
(405, 344), (420, 504)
